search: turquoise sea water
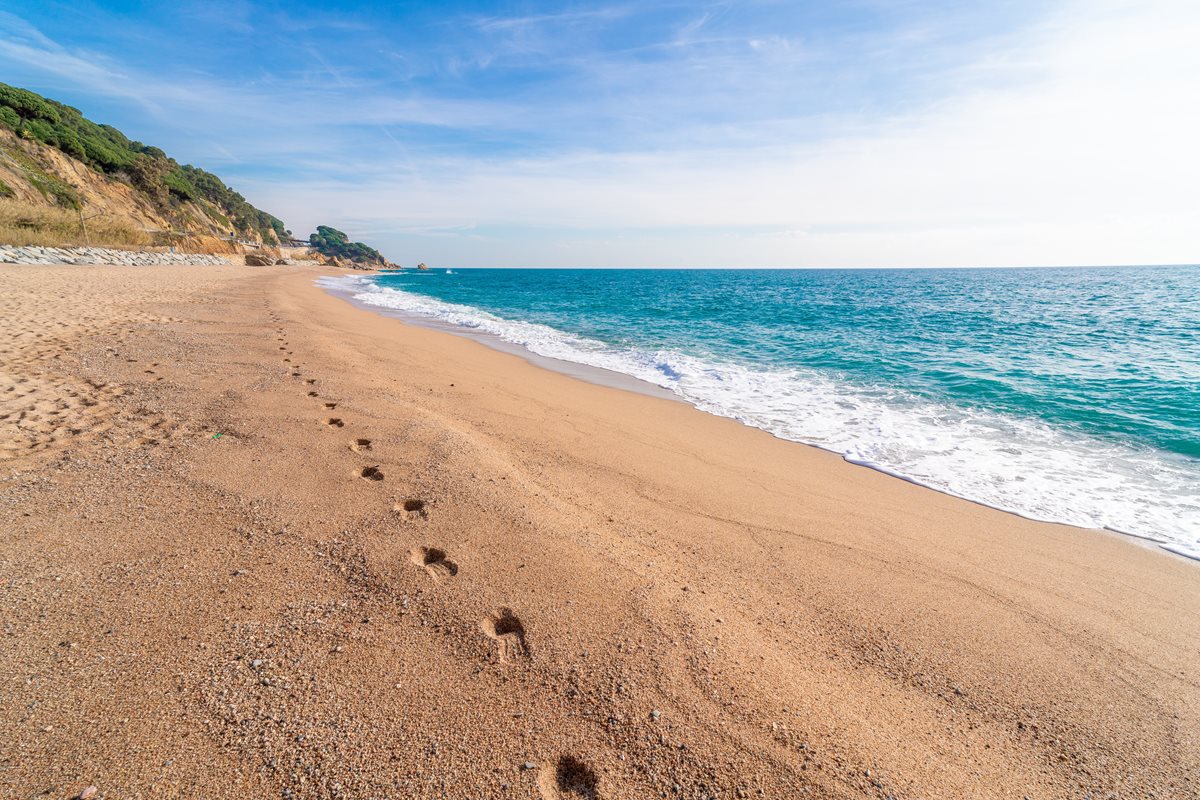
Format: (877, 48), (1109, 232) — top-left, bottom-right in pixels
(324, 266), (1200, 558)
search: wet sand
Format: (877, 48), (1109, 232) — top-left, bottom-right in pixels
(2, 262), (1197, 799)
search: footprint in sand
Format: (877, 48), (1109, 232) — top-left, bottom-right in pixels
(481, 607), (530, 663)
(359, 465), (384, 481)
(410, 546), (458, 582)
(350, 438), (371, 452)
(324, 402), (338, 410)
(394, 498), (427, 519)
(308, 391), (320, 397)
(325, 418), (344, 427)
(305, 379), (317, 385)
(539, 756), (601, 800)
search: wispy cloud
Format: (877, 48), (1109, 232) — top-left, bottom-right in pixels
(174, 0), (256, 34)
(0, 13), (520, 161)
(0, 11), (157, 110)
(472, 6), (631, 34)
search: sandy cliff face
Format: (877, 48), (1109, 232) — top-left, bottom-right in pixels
(0, 130), (166, 226)
(0, 129), (261, 250)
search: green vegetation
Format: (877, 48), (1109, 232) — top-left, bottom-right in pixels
(0, 132), (82, 210)
(309, 225), (388, 265)
(0, 82), (285, 241)
(28, 171), (80, 209)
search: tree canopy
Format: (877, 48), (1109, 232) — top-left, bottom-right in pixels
(309, 225), (388, 265)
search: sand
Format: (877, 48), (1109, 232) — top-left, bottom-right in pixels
(1, 262), (1197, 800)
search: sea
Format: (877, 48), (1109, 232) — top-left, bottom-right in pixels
(321, 266), (1200, 560)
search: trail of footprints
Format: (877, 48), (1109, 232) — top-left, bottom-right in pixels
(274, 302), (541, 672)
(297, 313), (535, 654)
(270, 302), (601, 797)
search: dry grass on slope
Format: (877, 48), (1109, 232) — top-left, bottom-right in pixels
(0, 198), (150, 248)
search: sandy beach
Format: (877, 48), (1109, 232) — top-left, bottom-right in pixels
(2, 262), (1198, 799)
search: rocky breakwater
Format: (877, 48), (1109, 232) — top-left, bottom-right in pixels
(0, 244), (231, 266)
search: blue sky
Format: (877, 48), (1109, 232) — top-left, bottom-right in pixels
(1, 0), (1197, 267)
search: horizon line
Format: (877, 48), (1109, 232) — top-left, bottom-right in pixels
(384, 262), (1199, 271)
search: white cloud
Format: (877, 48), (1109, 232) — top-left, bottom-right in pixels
(0, 12), (155, 109)
(247, 0), (1200, 266)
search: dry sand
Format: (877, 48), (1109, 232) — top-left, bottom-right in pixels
(1, 262), (1197, 800)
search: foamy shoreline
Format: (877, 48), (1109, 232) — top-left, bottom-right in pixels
(321, 272), (1200, 562)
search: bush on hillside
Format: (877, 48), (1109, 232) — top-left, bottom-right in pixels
(0, 106), (19, 130)
(0, 84), (60, 125)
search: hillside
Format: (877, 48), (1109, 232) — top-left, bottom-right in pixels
(0, 83), (287, 250)
(308, 225), (389, 267)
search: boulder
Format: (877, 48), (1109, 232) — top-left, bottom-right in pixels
(275, 258), (289, 265)
(245, 254), (274, 266)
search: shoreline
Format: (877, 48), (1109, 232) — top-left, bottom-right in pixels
(3, 262), (1198, 798)
(320, 274), (682, 403)
(322, 272), (1200, 566)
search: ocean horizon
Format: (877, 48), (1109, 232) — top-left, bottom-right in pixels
(325, 264), (1200, 560)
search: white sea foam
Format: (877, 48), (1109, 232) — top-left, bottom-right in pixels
(321, 275), (1200, 559)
